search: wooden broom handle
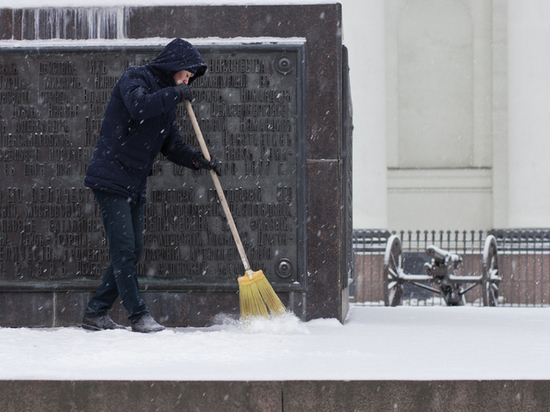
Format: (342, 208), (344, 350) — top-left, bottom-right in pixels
(184, 100), (251, 272)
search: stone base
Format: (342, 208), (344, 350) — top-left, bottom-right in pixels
(0, 290), (309, 327)
(0, 291), (241, 327)
(0, 380), (548, 412)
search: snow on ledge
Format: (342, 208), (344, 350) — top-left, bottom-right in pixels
(0, 1), (337, 9)
(0, 37), (307, 48)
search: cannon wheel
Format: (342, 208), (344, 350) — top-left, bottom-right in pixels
(383, 235), (404, 306)
(482, 235), (500, 306)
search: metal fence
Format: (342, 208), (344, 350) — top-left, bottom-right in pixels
(352, 229), (550, 307)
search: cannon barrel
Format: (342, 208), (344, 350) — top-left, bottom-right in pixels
(426, 245), (461, 263)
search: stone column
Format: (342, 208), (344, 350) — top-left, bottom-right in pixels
(508, 0), (550, 227)
(343, 0), (387, 229)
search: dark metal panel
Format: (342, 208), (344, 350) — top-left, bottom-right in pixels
(0, 44), (307, 292)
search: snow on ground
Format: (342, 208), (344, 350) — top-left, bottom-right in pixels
(1, 305), (550, 381)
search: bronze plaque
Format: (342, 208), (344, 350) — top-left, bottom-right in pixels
(0, 44), (306, 292)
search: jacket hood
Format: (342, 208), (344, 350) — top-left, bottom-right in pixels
(147, 39), (207, 86)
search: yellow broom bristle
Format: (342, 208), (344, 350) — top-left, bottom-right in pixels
(238, 271), (268, 318)
(237, 270), (286, 319)
(256, 276), (287, 315)
(239, 281), (268, 318)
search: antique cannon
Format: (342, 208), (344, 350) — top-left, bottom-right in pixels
(383, 235), (501, 306)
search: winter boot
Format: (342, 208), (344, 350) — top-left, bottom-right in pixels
(82, 314), (126, 331)
(131, 314), (165, 333)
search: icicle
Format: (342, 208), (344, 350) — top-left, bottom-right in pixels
(34, 9), (39, 41)
(55, 9), (62, 39)
(20, 6), (126, 41)
(116, 8), (125, 39)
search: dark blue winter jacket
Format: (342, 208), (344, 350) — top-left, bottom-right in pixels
(84, 39), (207, 204)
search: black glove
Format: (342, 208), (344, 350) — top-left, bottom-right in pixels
(174, 83), (193, 102)
(192, 152), (221, 176)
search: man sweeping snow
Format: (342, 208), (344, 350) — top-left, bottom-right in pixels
(82, 39), (220, 333)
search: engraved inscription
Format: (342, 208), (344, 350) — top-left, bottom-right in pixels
(0, 46), (304, 288)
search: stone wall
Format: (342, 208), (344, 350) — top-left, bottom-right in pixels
(1, 380), (549, 411)
(0, 4), (352, 326)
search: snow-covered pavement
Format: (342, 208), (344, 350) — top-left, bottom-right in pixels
(1, 305), (549, 381)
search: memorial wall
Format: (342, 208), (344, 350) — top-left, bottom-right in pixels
(0, 4), (352, 327)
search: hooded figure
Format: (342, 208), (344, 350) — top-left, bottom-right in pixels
(82, 39), (218, 333)
(84, 38), (210, 204)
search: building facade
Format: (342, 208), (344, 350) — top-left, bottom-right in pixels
(346, 0), (550, 232)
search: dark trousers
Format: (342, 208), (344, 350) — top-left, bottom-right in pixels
(85, 190), (148, 322)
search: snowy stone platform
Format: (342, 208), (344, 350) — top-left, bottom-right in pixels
(1, 305), (550, 411)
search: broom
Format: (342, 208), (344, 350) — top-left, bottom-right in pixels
(184, 99), (287, 319)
